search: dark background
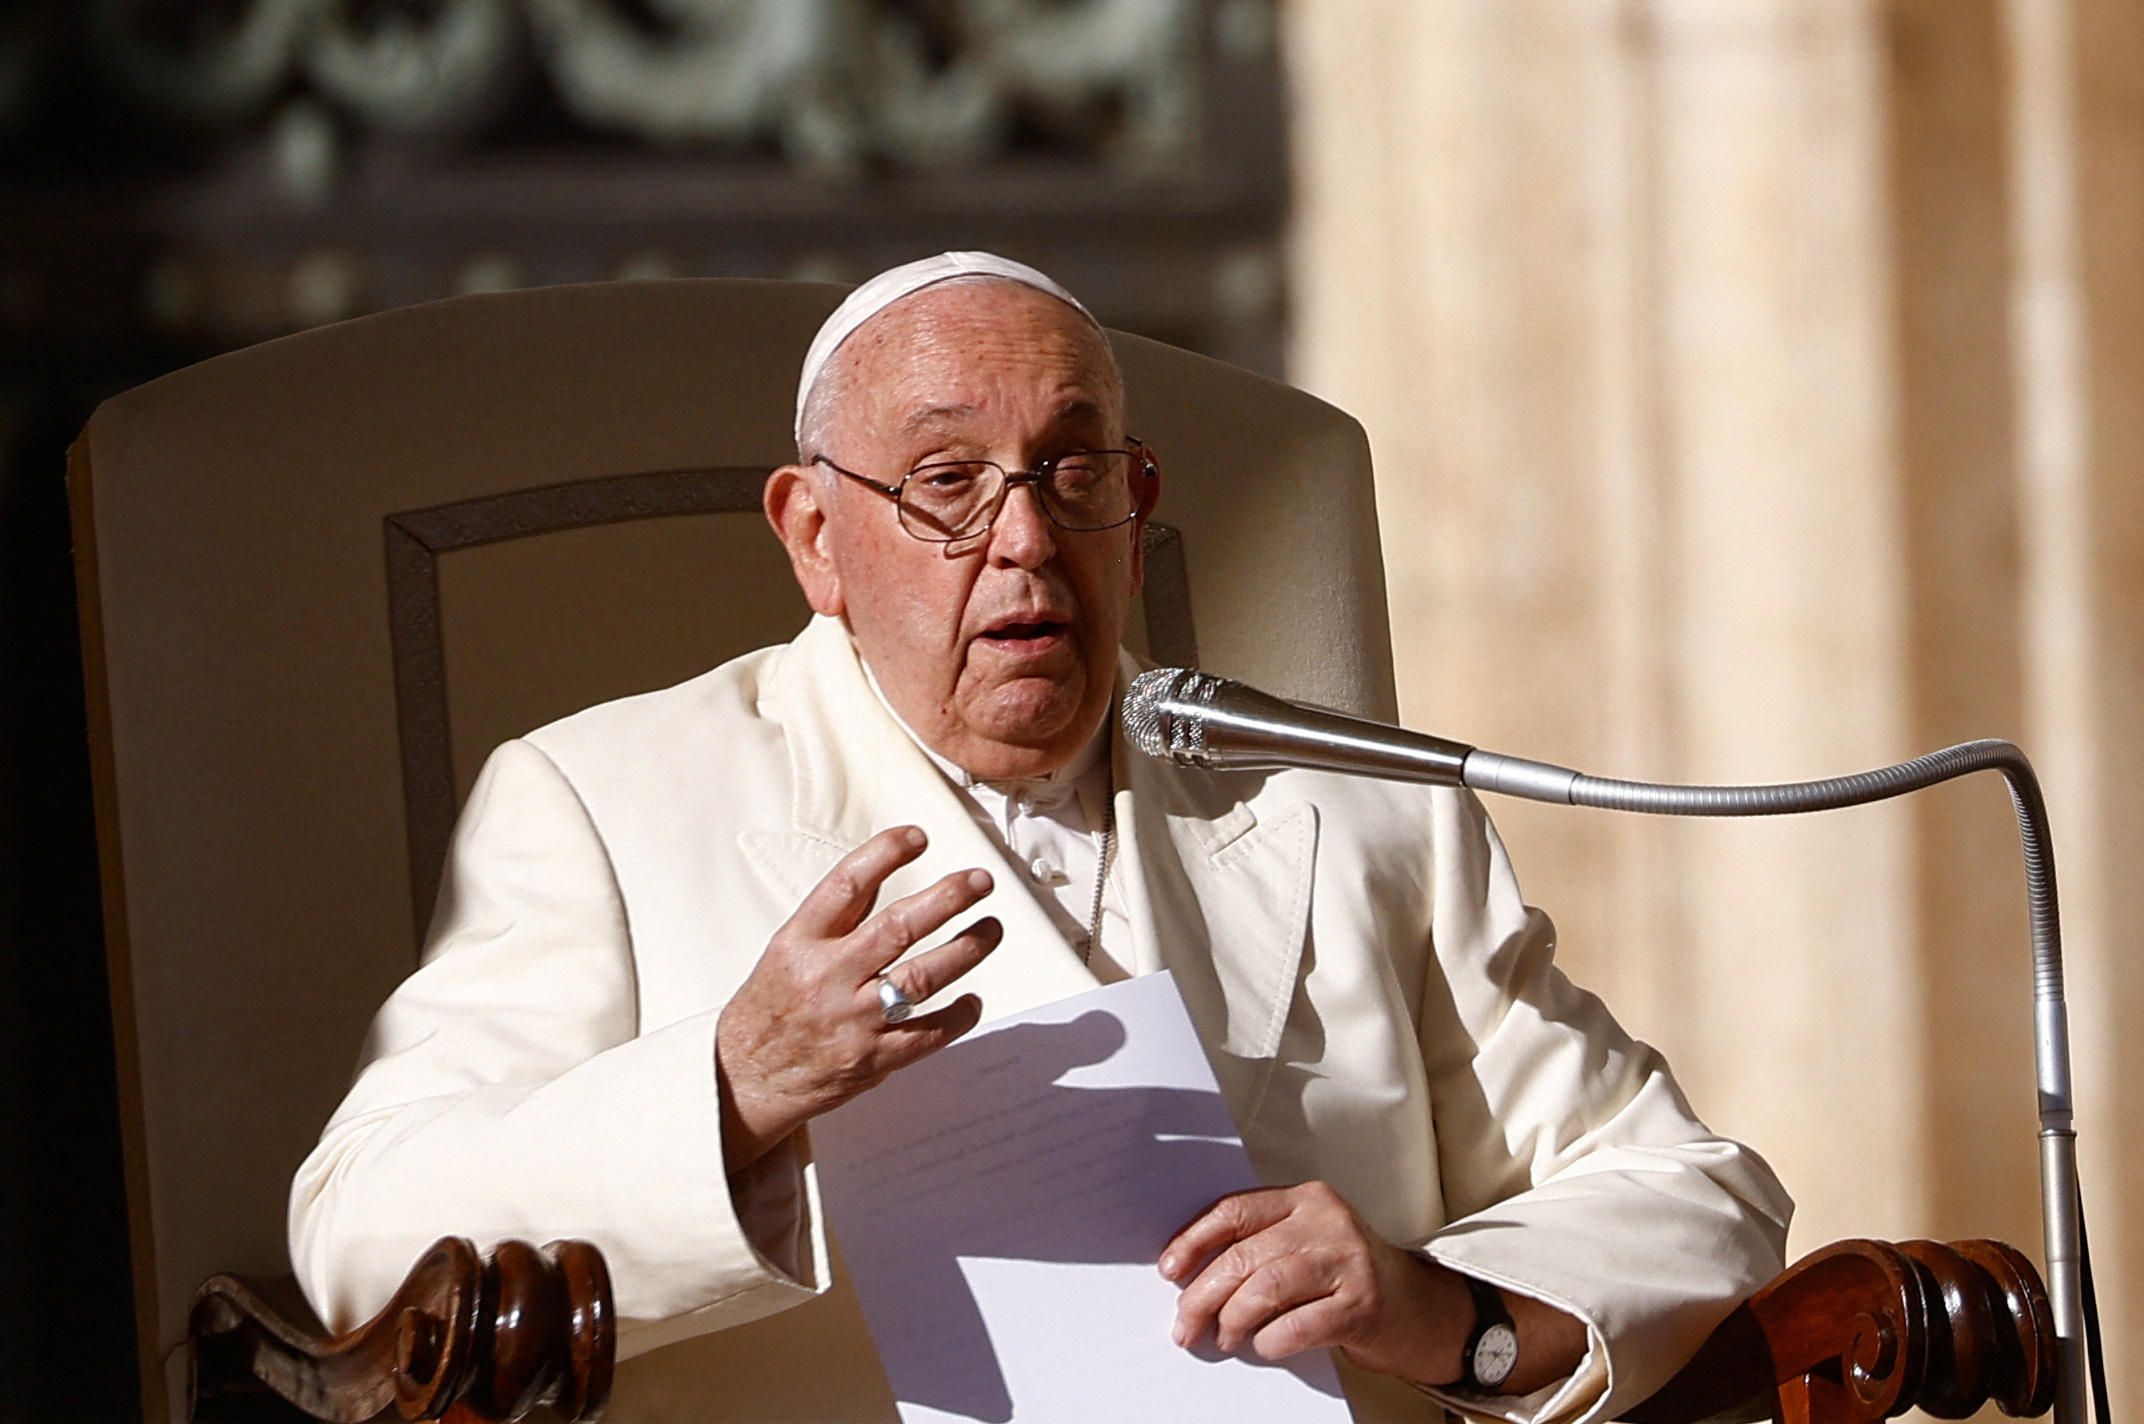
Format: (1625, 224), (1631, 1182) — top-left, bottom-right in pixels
(0, 3), (1286, 1417)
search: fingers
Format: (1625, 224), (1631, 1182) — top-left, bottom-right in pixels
(1212, 1251), (1356, 1356)
(862, 916), (1001, 1079)
(783, 828), (999, 984)
(1164, 1189), (1308, 1352)
(1250, 1297), (1360, 1362)
(1160, 1189), (1296, 1283)
(1169, 1228), (1291, 1351)
(1175, 1237), (1367, 1359)
(787, 826), (929, 939)
(854, 867), (996, 976)
(871, 993), (988, 1071)
(880, 915), (1003, 1005)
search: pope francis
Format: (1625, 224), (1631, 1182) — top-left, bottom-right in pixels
(288, 253), (1792, 1424)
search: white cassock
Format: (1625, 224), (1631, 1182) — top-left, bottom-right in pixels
(289, 613), (1791, 1424)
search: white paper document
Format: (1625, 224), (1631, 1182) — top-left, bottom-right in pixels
(813, 972), (1352, 1423)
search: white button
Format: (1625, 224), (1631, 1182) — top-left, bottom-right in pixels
(1029, 857), (1062, 884)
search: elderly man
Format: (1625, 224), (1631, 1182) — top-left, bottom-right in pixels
(291, 253), (1790, 1423)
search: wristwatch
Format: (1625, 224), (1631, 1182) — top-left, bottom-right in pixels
(1459, 1274), (1520, 1391)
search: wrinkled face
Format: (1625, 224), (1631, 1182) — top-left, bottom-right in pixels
(766, 279), (1158, 780)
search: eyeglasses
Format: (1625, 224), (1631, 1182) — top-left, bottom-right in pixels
(814, 446), (1149, 544)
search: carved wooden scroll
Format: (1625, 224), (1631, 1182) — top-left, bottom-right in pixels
(1625, 1237), (2058, 1424)
(189, 1237), (612, 1423)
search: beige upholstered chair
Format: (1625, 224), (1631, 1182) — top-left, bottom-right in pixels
(67, 278), (1395, 1420)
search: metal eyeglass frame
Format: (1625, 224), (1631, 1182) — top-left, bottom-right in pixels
(811, 443), (1152, 543)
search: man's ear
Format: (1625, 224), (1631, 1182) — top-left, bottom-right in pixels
(1125, 440), (1162, 596)
(764, 463), (846, 616)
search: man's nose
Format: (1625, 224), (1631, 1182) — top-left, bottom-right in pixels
(986, 481), (1057, 568)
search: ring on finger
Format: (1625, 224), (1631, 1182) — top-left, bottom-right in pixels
(876, 975), (916, 1025)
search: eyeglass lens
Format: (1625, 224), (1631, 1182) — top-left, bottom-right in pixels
(899, 453), (1139, 541)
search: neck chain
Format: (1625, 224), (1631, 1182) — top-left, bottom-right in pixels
(1078, 759), (1117, 965)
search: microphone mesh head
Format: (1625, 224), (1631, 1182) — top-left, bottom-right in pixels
(1122, 668), (1181, 758)
(1124, 667), (1226, 764)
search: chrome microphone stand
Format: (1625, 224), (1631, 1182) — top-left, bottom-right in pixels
(1125, 667), (2102, 1424)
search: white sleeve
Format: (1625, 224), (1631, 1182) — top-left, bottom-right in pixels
(1410, 790), (1793, 1423)
(287, 738), (828, 1360)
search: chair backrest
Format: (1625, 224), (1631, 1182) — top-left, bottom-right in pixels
(68, 278), (1394, 1418)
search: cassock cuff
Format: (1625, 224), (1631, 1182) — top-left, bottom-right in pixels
(1406, 1253), (1611, 1424)
(613, 1019), (832, 1360)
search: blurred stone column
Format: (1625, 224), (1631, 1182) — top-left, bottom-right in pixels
(1284, 0), (2144, 1372)
(1287, 0), (1931, 1255)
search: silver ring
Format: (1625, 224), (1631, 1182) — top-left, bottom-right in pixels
(876, 976), (915, 1025)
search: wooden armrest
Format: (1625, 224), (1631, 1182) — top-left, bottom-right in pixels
(1623, 1237), (2058, 1424)
(189, 1238), (613, 1423)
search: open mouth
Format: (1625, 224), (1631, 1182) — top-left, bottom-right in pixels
(981, 620), (1067, 644)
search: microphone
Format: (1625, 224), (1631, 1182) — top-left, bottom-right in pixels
(1122, 664), (2100, 1424)
(1125, 666), (1967, 808)
(1122, 667), (1472, 785)
(1123, 666), (1584, 797)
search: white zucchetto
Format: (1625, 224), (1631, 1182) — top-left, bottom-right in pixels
(792, 251), (1100, 444)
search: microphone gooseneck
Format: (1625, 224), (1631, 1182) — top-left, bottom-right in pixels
(1122, 666), (2101, 1424)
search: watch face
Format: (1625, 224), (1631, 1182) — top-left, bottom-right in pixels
(1471, 1322), (1520, 1389)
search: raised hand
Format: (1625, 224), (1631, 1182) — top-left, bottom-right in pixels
(715, 826), (1002, 1173)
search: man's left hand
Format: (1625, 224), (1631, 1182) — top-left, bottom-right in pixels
(1161, 1182), (1590, 1393)
(1160, 1182), (1473, 1383)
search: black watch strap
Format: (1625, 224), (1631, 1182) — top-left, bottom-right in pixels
(1458, 1274), (1520, 1392)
